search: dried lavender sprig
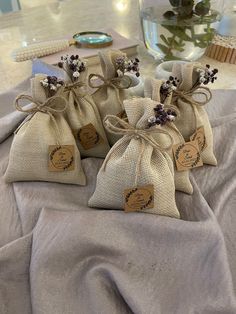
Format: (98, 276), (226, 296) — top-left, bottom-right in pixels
(148, 103), (177, 128)
(196, 64), (218, 86)
(160, 76), (179, 102)
(58, 54), (86, 82)
(40, 76), (64, 97)
(115, 56), (140, 77)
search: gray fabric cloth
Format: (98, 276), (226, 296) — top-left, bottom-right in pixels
(0, 233), (32, 314)
(0, 77), (31, 117)
(0, 86), (236, 313)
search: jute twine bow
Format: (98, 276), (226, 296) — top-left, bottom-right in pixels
(103, 115), (173, 186)
(14, 94), (68, 145)
(172, 85), (212, 107)
(64, 80), (94, 108)
(88, 73), (132, 106)
(172, 84), (212, 132)
(64, 81), (86, 95)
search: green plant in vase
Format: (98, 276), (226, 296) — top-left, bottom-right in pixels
(157, 0), (219, 60)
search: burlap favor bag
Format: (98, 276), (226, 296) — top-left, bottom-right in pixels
(4, 75), (86, 185)
(144, 78), (193, 194)
(89, 98), (180, 219)
(171, 62), (217, 166)
(89, 49), (142, 145)
(57, 55), (110, 158)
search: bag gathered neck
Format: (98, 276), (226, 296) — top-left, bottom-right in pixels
(64, 78), (95, 108)
(171, 63), (213, 108)
(14, 93), (67, 145)
(88, 73), (132, 106)
(172, 85), (212, 108)
(103, 114), (173, 186)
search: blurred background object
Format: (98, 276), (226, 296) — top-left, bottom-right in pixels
(0, 0), (20, 14)
(205, 34), (236, 63)
(0, 0), (68, 12)
(218, 0), (236, 36)
(113, 0), (129, 12)
(204, 0), (236, 63)
(140, 0), (224, 61)
(0, 0), (236, 94)
(20, 0), (58, 9)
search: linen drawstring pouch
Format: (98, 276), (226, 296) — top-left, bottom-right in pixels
(89, 49), (142, 145)
(89, 97), (180, 219)
(58, 55), (110, 158)
(144, 78), (193, 194)
(4, 74), (86, 185)
(171, 62), (217, 166)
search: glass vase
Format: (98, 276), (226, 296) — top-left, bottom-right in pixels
(140, 0), (224, 61)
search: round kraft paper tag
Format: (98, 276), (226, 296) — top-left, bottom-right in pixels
(49, 146), (74, 171)
(124, 185), (154, 212)
(191, 128), (206, 151)
(176, 142), (201, 169)
(78, 123), (100, 150)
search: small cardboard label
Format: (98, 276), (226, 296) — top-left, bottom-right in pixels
(172, 140), (203, 171)
(48, 145), (75, 172)
(124, 184), (154, 212)
(77, 123), (102, 150)
(190, 126), (207, 152)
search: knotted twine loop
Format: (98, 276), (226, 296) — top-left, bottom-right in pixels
(14, 94), (68, 145)
(64, 81), (86, 95)
(88, 73), (132, 106)
(172, 85), (212, 107)
(64, 80), (94, 109)
(103, 114), (174, 186)
(172, 85), (212, 132)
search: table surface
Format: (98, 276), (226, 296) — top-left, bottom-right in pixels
(0, 0), (236, 94)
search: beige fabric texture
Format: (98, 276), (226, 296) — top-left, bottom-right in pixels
(89, 97), (180, 219)
(4, 75), (86, 185)
(172, 62), (217, 166)
(144, 78), (193, 194)
(125, 72), (144, 98)
(63, 70), (110, 158)
(91, 49), (142, 145)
